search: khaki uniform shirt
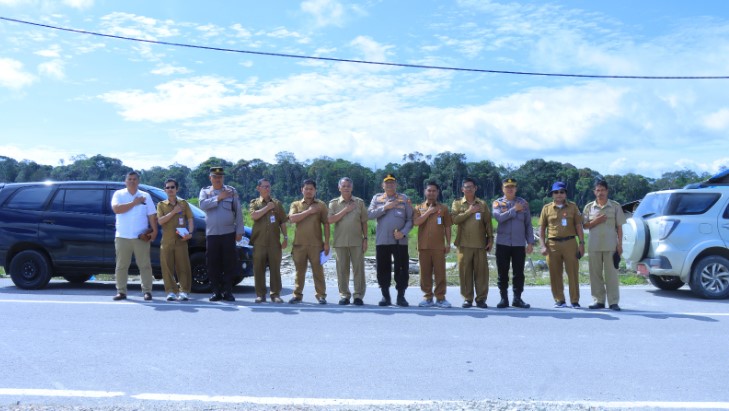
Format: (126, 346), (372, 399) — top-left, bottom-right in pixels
(414, 202), (452, 250)
(539, 201), (582, 239)
(451, 197), (493, 249)
(289, 198), (329, 247)
(583, 199), (626, 252)
(156, 199), (193, 246)
(328, 196), (368, 248)
(249, 197), (287, 247)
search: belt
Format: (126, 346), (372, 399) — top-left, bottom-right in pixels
(549, 236), (575, 242)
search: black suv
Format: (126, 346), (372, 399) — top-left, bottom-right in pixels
(0, 181), (253, 292)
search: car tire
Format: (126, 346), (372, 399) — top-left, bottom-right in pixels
(648, 274), (685, 291)
(622, 218), (649, 262)
(689, 255), (729, 299)
(9, 250), (53, 290)
(189, 252), (211, 293)
(63, 274), (93, 284)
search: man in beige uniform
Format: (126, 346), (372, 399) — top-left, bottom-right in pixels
(414, 181), (452, 308)
(539, 181), (585, 308)
(451, 177), (493, 308)
(157, 178), (194, 302)
(249, 178), (288, 304)
(328, 177), (368, 306)
(288, 179), (330, 304)
(583, 180), (626, 311)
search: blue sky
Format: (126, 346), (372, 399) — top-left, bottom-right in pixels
(1, 0), (728, 177)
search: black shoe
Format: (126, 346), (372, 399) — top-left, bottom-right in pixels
(476, 300), (488, 309)
(222, 292), (235, 302)
(589, 303), (606, 309)
(289, 296), (302, 304)
(112, 293), (127, 301)
(512, 297), (531, 309)
(378, 297), (391, 306)
(496, 297), (509, 309)
(353, 298), (364, 306)
(209, 293), (223, 302)
(338, 298), (350, 305)
(609, 304), (621, 311)
(571, 302), (581, 308)
(317, 297), (327, 305)
(396, 296), (409, 307)
(462, 300), (473, 308)
(143, 292), (153, 301)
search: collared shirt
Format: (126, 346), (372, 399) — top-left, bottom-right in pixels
(451, 197), (493, 248)
(249, 196), (287, 247)
(583, 199), (626, 252)
(328, 195), (368, 247)
(198, 185), (245, 236)
(414, 201), (452, 250)
(367, 192), (413, 246)
(157, 198), (193, 246)
(493, 196), (534, 246)
(111, 188), (156, 239)
(539, 201), (581, 239)
(289, 198), (329, 247)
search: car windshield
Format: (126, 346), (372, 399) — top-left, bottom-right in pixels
(634, 192), (720, 217)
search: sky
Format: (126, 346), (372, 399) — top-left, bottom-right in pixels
(1, 0), (728, 178)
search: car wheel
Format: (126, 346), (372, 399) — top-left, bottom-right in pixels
(689, 255), (729, 299)
(63, 274), (93, 284)
(189, 252), (211, 293)
(9, 250), (53, 290)
(648, 274), (685, 291)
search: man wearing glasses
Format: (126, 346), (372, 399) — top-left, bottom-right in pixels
(199, 166), (245, 302)
(249, 178), (288, 304)
(157, 178), (194, 302)
(451, 177), (494, 308)
(538, 181), (585, 308)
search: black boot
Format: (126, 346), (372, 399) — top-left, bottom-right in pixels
(378, 287), (391, 306)
(512, 293), (530, 309)
(396, 289), (409, 307)
(496, 290), (509, 309)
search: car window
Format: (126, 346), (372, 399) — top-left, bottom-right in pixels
(5, 185), (54, 210)
(634, 193), (669, 218)
(723, 202), (729, 219)
(63, 189), (105, 214)
(665, 193), (721, 215)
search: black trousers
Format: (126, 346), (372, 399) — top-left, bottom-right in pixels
(206, 232), (238, 293)
(495, 244), (526, 294)
(375, 244), (409, 291)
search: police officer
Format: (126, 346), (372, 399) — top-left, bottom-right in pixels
(492, 178), (533, 309)
(199, 166), (245, 302)
(538, 181), (585, 308)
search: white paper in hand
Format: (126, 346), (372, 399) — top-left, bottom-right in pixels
(319, 250), (330, 265)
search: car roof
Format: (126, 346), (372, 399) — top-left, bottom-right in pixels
(0, 181), (159, 190)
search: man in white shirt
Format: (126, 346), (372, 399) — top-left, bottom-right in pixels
(111, 171), (158, 301)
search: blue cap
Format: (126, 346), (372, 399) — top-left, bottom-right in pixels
(550, 181), (567, 193)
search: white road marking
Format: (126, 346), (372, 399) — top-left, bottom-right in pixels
(1, 389), (729, 409)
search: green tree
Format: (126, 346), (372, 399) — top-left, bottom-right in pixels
(0, 156), (19, 183)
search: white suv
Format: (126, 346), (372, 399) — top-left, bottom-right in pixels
(622, 172), (729, 299)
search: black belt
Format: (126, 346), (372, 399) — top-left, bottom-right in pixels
(549, 236), (575, 242)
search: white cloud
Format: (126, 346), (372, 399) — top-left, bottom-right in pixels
(34, 44), (62, 58)
(62, 0), (93, 9)
(301, 0), (346, 28)
(349, 36), (394, 62)
(702, 108), (729, 131)
(196, 23), (224, 38)
(99, 12), (179, 41)
(0, 58), (36, 89)
(151, 64), (192, 76)
(230, 23), (252, 38)
(38, 59), (65, 79)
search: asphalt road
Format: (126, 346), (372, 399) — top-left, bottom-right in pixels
(1, 277), (728, 410)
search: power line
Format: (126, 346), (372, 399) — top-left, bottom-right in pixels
(2, 15), (729, 80)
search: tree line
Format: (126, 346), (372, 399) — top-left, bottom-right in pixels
(0, 152), (718, 212)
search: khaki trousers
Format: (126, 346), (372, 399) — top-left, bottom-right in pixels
(160, 239), (191, 294)
(546, 239), (580, 304)
(292, 245), (327, 299)
(253, 245), (283, 298)
(115, 237), (154, 294)
(457, 247), (489, 302)
(335, 246), (366, 300)
(589, 251), (620, 305)
(419, 249), (447, 300)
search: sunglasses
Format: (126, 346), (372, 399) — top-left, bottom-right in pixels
(164, 186), (176, 190)
(553, 190), (567, 194)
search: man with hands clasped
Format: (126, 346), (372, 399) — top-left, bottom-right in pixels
(414, 181), (452, 308)
(157, 178), (194, 302)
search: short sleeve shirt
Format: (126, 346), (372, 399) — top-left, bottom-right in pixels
(157, 198), (193, 245)
(289, 198), (329, 247)
(414, 202), (452, 250)
(539, 201), (581, 239)
(583, 200), (626, 252)
(249, 197), (288, 247)
(111, 188), (156, 239)
(328, 196), (368, 247)
(450, 197), (493, 248)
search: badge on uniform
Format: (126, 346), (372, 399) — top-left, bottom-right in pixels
(437, 216), (442, 225)
(475, 212), (481, 220)
(561, 218), (567, 226)
(270, 214), (276, 223)
(178, 217), (184, 226)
